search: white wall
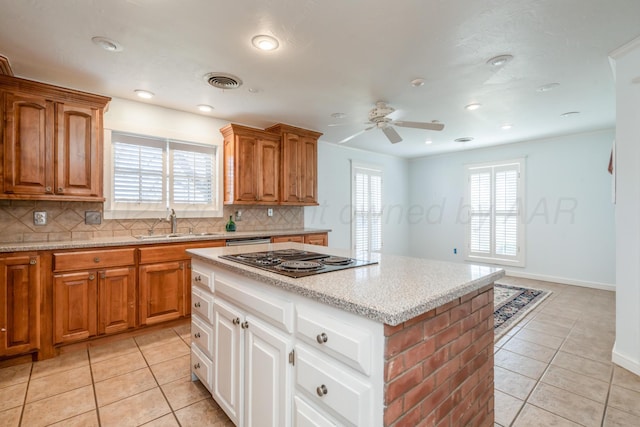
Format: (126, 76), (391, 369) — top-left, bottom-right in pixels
(407, 129), (616, 288)
(611, 37), (640, 376)
(305, 141), (411, 255)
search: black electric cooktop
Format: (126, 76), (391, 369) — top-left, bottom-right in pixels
(220, 248), (377, 278)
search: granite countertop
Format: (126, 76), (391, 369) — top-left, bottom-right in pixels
(0, 229), (331, 253)
(188, 243), (505, 326)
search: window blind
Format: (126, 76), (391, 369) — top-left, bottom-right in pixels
(352, 164), (382, 254)
(466, 159), (524, 266)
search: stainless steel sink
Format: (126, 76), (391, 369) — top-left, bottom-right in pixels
(135, 232), (223, 240)
(135, 233), (186, 240)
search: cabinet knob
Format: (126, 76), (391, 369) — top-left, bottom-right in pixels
(94, 257), (100, 263)
(29, 258), (37, 265)
(194, 332), (201, 338)
(0, 328), (6, 332)
(232, 318), (240, 325)
(316, 333), (328, 344)
(45, 186), (52, 193)
(195, 275), (201, 282)
(89, 274), (95, 280)
(58, 187), (64, 193)
(193, 363), (200, 369)
(241, 321), (249, 329)
(316, 384), (328, 397)
(194, 302), (201, 308)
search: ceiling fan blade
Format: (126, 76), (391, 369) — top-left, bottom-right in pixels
(382, 126), (402, 144)
(394, 120), (445, 131)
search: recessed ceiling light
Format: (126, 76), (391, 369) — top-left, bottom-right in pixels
(537, 83), (560, 92)
(501, 123), (513, 130)
(454, 137), (474, 143)
(465, 103), (482, 111)
(134, 89), (154, 99)
(560, 111), (580, 117)
(424, 139), (433, 145)
(410, 78), (425, 87)
(247, 88), (261, 93)
(197, 104), (214, 112)
(331, 112), (346, 119)
(486, 54), (513, 67)
(251, 35), (279, 51)
(91, 36), (123, 52)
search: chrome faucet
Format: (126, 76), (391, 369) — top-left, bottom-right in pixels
(169, 209), (178, 234)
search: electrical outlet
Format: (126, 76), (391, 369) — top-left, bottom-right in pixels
(85, 211), (102, 225)
(267, 208), (273, 217)
(235, 210), (242, 221)
(453, 248), (457, 254)
(34, 211), (47, 226)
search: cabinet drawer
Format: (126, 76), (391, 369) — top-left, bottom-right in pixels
(294, 396), (338, 427)
(296, 306), (372, 375)
(191, 345), (213, 392)
(271, 235), (305, 243)
(295, 346), (372, 427)
(53, 248), (135, 271)
(216, 275), (294, 333)
(192, 286), (214, 323)
(191, 262), (214, 293)
(191, 314), (214, 359)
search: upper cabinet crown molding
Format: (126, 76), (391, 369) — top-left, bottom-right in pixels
(0, 55), (14, 76)
(0, 75), (110, 201)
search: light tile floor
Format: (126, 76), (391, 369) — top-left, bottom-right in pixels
(495, 276), (640, 427)
(0, 323), (234, 427)
(0, 278), (638, 426)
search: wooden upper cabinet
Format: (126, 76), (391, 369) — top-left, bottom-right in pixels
(266, 123), (322, 206)
(0, 75), (110, 201)
(221, 123), (281, 204)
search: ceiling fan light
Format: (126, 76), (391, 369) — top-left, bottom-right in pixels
(410, 78), (425, 87)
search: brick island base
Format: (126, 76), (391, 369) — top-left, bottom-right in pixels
(383, 284), (495, 427)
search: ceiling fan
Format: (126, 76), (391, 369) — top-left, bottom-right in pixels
(337, 101), (444, 144)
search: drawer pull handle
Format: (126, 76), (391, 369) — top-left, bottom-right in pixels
(194, 363), (200, 369)
(316, 384), (328, 397)
(58, 187), (64, 193)
(232, 318), (240, 325)
(0, 328), (6, 332)
(94, 257), (100, 263)
(241, 321), (249, 329)
(316, 333), (328, 344)
(194, 302), (201, 308)
(195, 275), (202, 282)
(45, 186), (52, 193)
(194, 332), (201, 338)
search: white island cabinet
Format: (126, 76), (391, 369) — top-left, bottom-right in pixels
(188, 243), (504, 427)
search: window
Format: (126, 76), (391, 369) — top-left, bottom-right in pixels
(352, 162), (382, 254)
(105, 131), (220, 219)
(465, 158), (525, 267)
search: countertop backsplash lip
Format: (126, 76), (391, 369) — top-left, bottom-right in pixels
(0, 228), (332, 253)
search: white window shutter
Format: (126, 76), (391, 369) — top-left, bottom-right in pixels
(352, 164), (383, 254)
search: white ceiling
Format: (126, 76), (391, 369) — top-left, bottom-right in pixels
(1, 0), (639, 158)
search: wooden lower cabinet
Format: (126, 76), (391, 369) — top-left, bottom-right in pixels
(139, 260), (186, 325)
(271, 233), (328, 246)
(53, 266), (135, 344)
(0, 254), (40, 357)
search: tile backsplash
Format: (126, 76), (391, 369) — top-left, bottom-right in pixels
(0, 200), (303, 243)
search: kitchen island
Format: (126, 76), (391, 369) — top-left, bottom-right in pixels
(188, 243), (504, 427)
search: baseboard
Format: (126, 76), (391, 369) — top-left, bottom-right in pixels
(504, 270), (615, 292)
(612, 342), (640, 376)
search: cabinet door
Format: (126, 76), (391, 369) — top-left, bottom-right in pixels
(304, 233), (328, 246)
(271, 235), (305, 244)
(98, 266), (136, 335)
(244, 315), (292, 427)
(2, 92), (54, 196)
(299, 136), (318, 204)
(53, 270), (97, 344)
(213, 298), (243, 426)
(281, 133), (301, 203)
(139, 261), (186, 325)
(257, 138), (280, 203)
(235, 135), (259, 202)
(55, 103), (102, 198)
(0, 255), (40, 356)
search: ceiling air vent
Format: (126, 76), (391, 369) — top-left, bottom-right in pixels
(205, 72), (243, 89)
